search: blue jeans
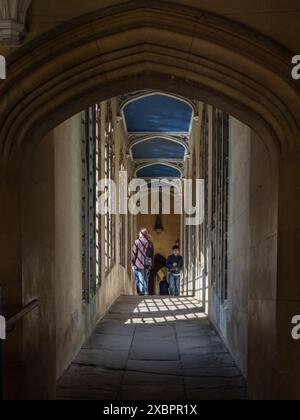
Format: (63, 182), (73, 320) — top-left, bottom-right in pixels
(134, 269), (149, 295)
(168, 273), (180, 296)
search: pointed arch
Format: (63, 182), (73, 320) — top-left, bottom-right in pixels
(135, 162), (183, 178)
(129, 136), (188, 161)
(0, 0), (299, 164)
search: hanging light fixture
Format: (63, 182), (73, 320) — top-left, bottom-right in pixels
(154, 187), (164, 233)
(154, 214), (164, 233)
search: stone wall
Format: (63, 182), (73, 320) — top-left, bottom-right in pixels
(209, 116), (251, 377)
(17, 104), (134, 399)
(0, 163), (23, 399)
(247, 130), (278, 399)
(209, 117), (278, 389)
(21, 129), (56, 399)
(54, 114), (85, 379)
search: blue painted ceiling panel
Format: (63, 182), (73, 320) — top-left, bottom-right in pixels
(132, 138), (186, 160)
(124, 94), (193, 132)
(137, 164), (181, 178)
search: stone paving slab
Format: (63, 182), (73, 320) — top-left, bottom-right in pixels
(181, 366), (243, 377)
(57, 296), (247, 400)
(94, 320), (136, 336)
(129, 336), (180, 361)
(122, 371), (183, 386)
(186, 387), (247, 400)
(126, 360), (181, 375)
(118, 384), (186, 401)
(73, 349), (129, 370)
(57, 365), (123, 389)
(184, 374), (246, 390)
(57, 387), (118, 400)
(83, 333), (133, 352)
(181, 353), (237, 368)
(134, 324), (175, 338)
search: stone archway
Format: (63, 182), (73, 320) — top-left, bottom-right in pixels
(0, 0), (300, 399)
(1, 1), (299, 160)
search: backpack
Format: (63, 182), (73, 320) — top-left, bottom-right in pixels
(138, 238), (153, 269)
(160, 280), (169, 295)
(145, 256), (153, 270)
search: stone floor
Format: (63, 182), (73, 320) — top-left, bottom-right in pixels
(57, 296), (247, 400)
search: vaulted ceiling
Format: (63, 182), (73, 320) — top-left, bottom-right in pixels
(121, 91), (194, 179)
(130, 137), (187, 161)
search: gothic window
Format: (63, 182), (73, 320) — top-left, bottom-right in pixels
(200, 106), (209, 282)
(104, 100), (116, 274)
(81, 106), (97, 302)
(95, 104), (102, 287)
(211, 109), (229, 303)
(119, 160), (126, 268)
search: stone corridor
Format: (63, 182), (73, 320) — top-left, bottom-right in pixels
(57, 296), (246, 400)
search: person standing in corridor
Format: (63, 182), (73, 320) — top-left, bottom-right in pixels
(166, 245), (183, 296)
(131, 228), (154, 296)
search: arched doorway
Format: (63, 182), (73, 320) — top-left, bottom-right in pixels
(0, 2), (300, 400)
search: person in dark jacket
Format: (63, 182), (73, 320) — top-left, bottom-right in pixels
(131, 228), (154, 295)
(166, 245), (183, 296)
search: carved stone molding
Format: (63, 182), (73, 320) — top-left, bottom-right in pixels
(0, 0), (32, 45)
(0, 0), (299, 160)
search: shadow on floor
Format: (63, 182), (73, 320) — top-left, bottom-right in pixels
(57, 296), (247, 400)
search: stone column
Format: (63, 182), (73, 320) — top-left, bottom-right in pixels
(0, 0), (32, 45)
